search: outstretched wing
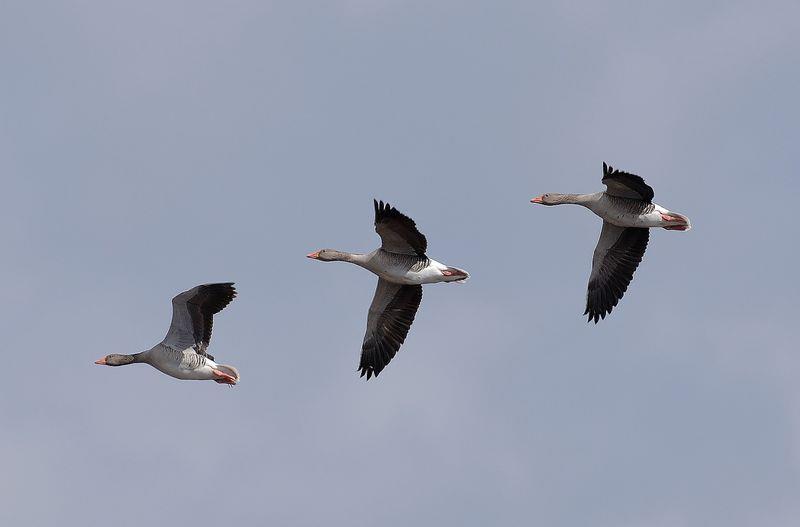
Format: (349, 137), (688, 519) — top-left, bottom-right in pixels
(359, 279), (423, 379)
(601, 162), (655, 202)
(162, 283), (237, 358)
(374, 199), (428, 256)
(585, 223), (649, 323)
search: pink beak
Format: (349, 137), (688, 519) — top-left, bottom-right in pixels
(94, 357), (107, 365)
(306, 251), (321, 259)
(531, 196), (544, 204)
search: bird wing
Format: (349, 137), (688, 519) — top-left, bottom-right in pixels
(359, 279), (423, 379)
(601, 162), (655, 202)
(585, 223), (649, 323)
(374, 199), (428, 256)
(162, 283), (237, 359)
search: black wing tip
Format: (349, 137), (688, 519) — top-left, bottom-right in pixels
(358, 341), (394, 380)
(584, 312), (604, 324)
(374, 198), (398, 220)
(602, 161), (630, 179)
(584, 305), (610, 324)
(603, 161), (619, 178)
(201, 282), (236, 290)
(357, 365), (381, 380)
(205, 282), (237, 298)
(375, 198), (411, 218)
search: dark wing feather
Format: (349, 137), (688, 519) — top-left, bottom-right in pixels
(374, 200), (428, 256)
(163, 283), (237, 358)
(585, 224), (649, 323)
(188, 283), (237, 348)
(359, 280), (423, 379)
(601, 162), (655, 202)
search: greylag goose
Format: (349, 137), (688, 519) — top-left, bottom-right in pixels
(531, 163), (691, 323)
(94, 283), (240, 384)
(308, 200), (469, 379)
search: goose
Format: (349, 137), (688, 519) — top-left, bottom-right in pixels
(308, 200), (469, 379)
(531, 162), (691, 323)
(94, 283), (240, 384)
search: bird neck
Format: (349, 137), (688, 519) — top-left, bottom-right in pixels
(329, 251), (366, 264)
(129, 351), (150, 364)
(555, 193), (596, 205)
(105, 352), (148, 366)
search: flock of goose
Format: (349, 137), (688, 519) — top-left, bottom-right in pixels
(95, 163), (691, 383)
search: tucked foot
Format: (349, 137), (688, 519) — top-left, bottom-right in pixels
(661, 213), (691, 231)
(212, 369), (238, 385)
(441, 267), (470, 282)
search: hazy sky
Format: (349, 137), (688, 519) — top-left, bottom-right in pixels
(2, 1), (799, 526)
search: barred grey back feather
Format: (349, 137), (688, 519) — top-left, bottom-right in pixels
(604, 194), (656, 215)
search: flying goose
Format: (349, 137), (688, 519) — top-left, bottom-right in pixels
(531, 163), (691, 323)
(308, 200), (469, 379)
(94, 283), (240, 384)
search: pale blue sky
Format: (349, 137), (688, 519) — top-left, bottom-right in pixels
(1, 1), (799, 526)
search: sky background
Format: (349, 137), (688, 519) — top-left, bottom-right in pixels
(1, 1), (799, 526)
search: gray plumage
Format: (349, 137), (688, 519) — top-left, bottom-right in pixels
(163, 282), (237, 360)
(308, 200), (469, 380)
(359, 280), (423, 379)
(585, 223), (649, 323)
(374, 199), (428, 256)
(95, 283), (240, 384)
(532, 162), (691, 323)
(601, 162), (655, 202)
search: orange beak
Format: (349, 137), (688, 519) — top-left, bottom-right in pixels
(531, 196), (544, 204)
(94, 357), (107, 365)
(306, 251), (320, 259)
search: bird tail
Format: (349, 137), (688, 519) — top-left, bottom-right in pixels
(663, 212), (692, 231)
(442, 267), (470, 282)
(216, 364), (240, 382)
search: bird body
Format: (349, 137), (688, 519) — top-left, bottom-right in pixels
(531, 163), (691, 322)
(135, 343), (233, 381)
(94, 283), (240, 384)
(308, 200), (468, 379)
(349, 250), (466, 285)
(539, 192), (690, 230)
